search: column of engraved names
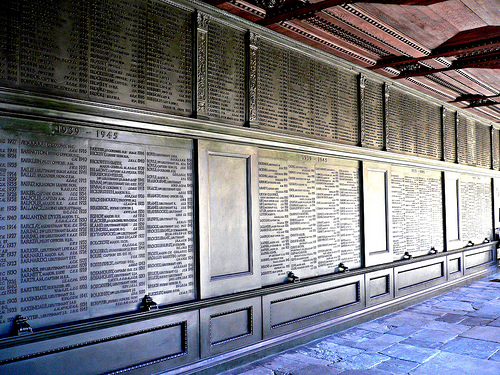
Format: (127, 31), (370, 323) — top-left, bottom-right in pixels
(146, 147), (194, 304)
(257, 41), (288, 132)
(0, 133), (19, 334)
(0, 0), (20, 85)
(89, 141), (146, 315)
(287, 51), (312, 136)
(417, 175), (433, 252)
(146, 1), (192, 115)
(311, 61), (336, 141)
(259, 159), (289, 284)
(19, 0), (88, 97)
(429, 176), (443, 250)
(89, 0), (146, 107)
(18, 135), (88, 325)
(403, 173), (419, 254)
(315, 163), (340, 270)
(339, 168), (361, 267)
(207, 21), (245, 124)
(289, 161), (316, 274)
(391, 172), (407, 258)
(363, 80), (384, 150)
(336, 70), (358, 145)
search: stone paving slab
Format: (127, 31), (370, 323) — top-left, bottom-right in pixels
(460, 325), (500, 343)
(379, 343), (439, 363)
(439, 336), (500, 359)
(218, 272), (500, 375)
(374, 358), (420, 374)
(410, 352), (500, 375)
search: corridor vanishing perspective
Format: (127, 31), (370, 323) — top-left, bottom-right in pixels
(220, 273), (500, 375)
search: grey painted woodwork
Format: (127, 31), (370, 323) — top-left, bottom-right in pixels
(197, 140), (260, 299)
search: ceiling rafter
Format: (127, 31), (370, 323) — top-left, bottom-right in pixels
(452, 94), (500, 103)
(371, 27), (500, 70)
(394, 50), (500, 79)
(256, 0), (447, 26)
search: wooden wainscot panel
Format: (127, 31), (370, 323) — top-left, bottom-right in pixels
(447, 253), (464, 281)
(0, 311), (199, 375)
(200, 297), (262, 358)
(365, 269), (394, 307)
(464, 245), (495, 275)
(198, 140), (261, 298)
(394, 258), (446, 298)
(263, 275), (364, 338)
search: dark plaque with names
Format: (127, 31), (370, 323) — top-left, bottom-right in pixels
(493, 128), (500, 171)
(418, 101), (441, 159)
(18, 0), (89, 98)
(311, 60), (337, 141)
(443, 109), (457, 163)
(475, 122), (491, 169)
(146, 0), (192, 115)
(391, 167), (443, 259)
(259, 149), (360, 285)
(415, 98), (429, 157)
(457, 114), (470, 165)
(401, 94), (417, 155)
(363, 79), (384, 150)
(336, 69), (358, 145)
(0, 0), (194, 117)
(459, 174), (492, 242)
(0, 0), (20, 85)
(0, 120), (194, 335)
(287, 50), (313, 136)
(89, 0), (147, 107)
(207, 21), (245, 124)
(387, 88), (404, 154)
(257, 39), (289, 132)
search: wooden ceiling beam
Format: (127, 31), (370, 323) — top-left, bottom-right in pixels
(257, 0), (447, 26)
(394, 51), (500, 79)
(372, 40), (500, 70)
(204, 0), (229, 5)
(451, 94), (500, 103)
(467, 100), (500, 108)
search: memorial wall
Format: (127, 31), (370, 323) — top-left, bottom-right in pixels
(0, 0), (499, 374)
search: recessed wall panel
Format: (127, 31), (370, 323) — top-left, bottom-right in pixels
(200, 297), (262, 358)
(365, 269), (393, 307)
(363, 162), (391, 266)
(209, 154), (250, 277)
(0, 311), (199, 375)
(464, 246), (494, 275)
(198, 141), (260, 298)
(395, 259), (446, 298)
(263, 275), (364, 338)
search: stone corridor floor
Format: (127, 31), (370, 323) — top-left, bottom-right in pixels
(219, 271), (500, 375)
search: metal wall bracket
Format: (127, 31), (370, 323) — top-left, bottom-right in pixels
(403, 252), (413, 260)
(13, 315), (33, 336)
(287, 272), (300, 283)
(139, 295), (159, 312)
(338, 263), (349, 273)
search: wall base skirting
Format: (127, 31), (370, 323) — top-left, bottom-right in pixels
(168, 266), (498, 375)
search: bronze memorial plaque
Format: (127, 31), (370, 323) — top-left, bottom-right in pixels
(0, 121), (194, 335)
(259, 149), (360, 285)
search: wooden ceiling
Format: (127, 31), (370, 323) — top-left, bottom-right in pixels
(203, 0), (500, 122)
